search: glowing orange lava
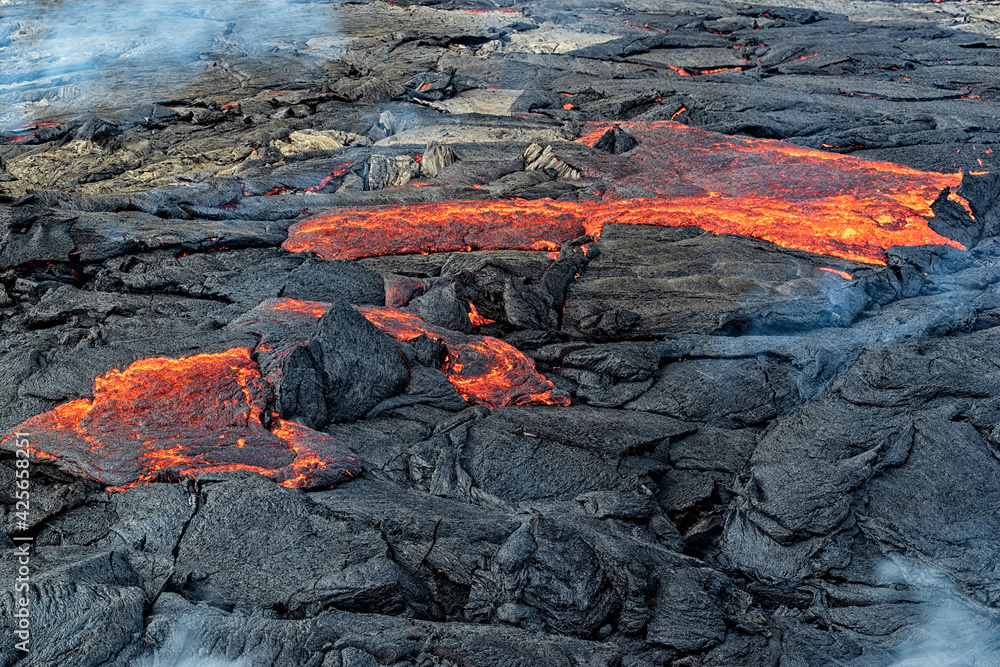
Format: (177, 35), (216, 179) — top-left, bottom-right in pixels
(468, 302), (495, 327)
(269, 419), (360, 489)
(283, 199), (588, 261)
(666, 65), (743, 77)
(358, 306), (570, 408)
(284, 121), (970, 266)
(0, 348), (360, 491)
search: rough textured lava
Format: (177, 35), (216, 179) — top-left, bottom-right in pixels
(2, 0), (1000, 665)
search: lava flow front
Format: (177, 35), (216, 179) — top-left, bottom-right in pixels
(0, 348), (360, 491)
(284, 121), (970, 265)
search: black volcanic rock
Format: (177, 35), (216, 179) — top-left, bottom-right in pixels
(3, 0), (1000, 664)
(171, 474), (433, 615)
(960, 172), (1000, 238)
(724, 326), (1000, 597)
(281, 258), (385, 305)
(592, 125), (638, 155)
(277, 300), (410, 427)
(563, 224), (871, 337)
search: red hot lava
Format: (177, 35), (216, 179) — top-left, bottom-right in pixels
(358, 306), (570, 407)
(285, 121), (972, 265)
(283, 199), (588, 261)
(235, 298), (569, 408)
(0, 348), (360, 491)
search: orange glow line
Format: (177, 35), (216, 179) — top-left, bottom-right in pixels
(666, 65), (742, 76)
(816, 267), (853, 280)
(666, 65), (695, 77)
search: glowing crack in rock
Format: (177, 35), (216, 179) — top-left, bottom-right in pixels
(284, 121), (970, 265)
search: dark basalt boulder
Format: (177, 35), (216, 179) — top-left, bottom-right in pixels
(277, 300), (410, 427)
(592, 125), (638, 155)
(563, 224), (871, 338)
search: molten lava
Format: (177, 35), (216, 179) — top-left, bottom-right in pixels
(468, 302), (495, 327)
(234, 298), (568, 408)
(816, 267), (853, 280)
(0, 348), (360, 491)
(666, 65), (743, 76)
(584, 196), (959, 265)
(283, 121), (970, 265)
(357, 306), (570, 408)
(283, 199), (588, 261)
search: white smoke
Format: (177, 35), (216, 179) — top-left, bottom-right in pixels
(881, 559), (1000, 667)
(0, 0), (341, 126)
(136, 621), (248, 667)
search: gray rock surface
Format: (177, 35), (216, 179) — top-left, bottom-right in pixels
(3, 0), (1000, 665)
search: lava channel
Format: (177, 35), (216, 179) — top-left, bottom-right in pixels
(284, 121), (971, 265)
(0, 348), (360, 491)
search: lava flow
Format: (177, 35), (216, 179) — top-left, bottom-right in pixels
(0, 348), (360, 491)
(283, 199), (588, 261)
(357, 306), (571, 408)
(286, 121), (971, 266)
(234, 298), (569, 408)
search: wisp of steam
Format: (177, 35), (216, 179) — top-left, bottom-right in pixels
(136, 621), (246, 667)
(881, 559), (1000, 666)
(0, 0), (342, 127)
